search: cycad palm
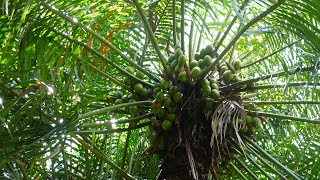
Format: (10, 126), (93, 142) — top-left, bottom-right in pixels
(0, 0), (319, 179)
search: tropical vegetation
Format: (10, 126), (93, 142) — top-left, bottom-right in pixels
(0, 0), (319, 179)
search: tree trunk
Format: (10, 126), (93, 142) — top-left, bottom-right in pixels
(157, 106), (213, 180)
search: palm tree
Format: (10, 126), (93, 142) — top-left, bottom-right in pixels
(1, 0), (319, 179)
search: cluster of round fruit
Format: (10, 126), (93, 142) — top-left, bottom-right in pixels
(218, 59), (243, 87)
(190, 44), (215, 79)
(122, 66), (152, 99)
(240, 115), (262, 134)
(151, 79), (183, 131)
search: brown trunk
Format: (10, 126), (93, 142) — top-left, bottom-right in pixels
(157, 105), (213, 180)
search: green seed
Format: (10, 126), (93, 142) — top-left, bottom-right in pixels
(232, 60), (241, 71)
(173, 92), (183, 103)
(115, 99), (122, 104)
(125, 66), (135, 74)
(200, 48), (206, 59)
(170, 60), (178, 70)
(220, 65), (228, 74)
(194, 53), (201, 60)
(155, 91), (165, 102)
(189, 60), (199, 70)
(175, 48), (183, 59)
(178, 71), (188, 82)
(160, 80), (170, 90)
(191, 67), (201, 78)
(178, 54), (187, 67)
(203, 55), (212, 66)
(134, 83), (144, 94)
(201, 79), (210, 88)
(163, 97), (172, 108)
(167, 113), (176, 122)
(211, 89), (220, 100)
(168, 54), (176, 63)
(123, 78), (132, 86)
(205, 44), (214, 55)
(223, 70), (234, 84)
(162, 120), (172, 131)
(136, 71), (145, 79)
(198, 59), (205, 69)
(210, 83), (219, 90)
(153, 87), (161, 97)
(201, 86), (211, 96)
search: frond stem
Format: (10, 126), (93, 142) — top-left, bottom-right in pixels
(71, 134), (135, 180)
(221, 66), (314, 90)
(244, 100), (320, 105)
(244, 136), (302, 180)
(41, 1), (159, 82)
(247, 111), (320, 124)
(198, 0), (284, 83)
(79, 101), (152, 119)
(82, 113), (153, 128)
(132, 0), (171, 78)
(242, 39), (302, 69)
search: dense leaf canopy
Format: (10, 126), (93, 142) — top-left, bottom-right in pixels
(0, 0), (319, 179)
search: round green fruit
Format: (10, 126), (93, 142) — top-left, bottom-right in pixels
(252, 117), (262, 129)
(121, 95), (128, 102)
(162, 120), (173, 131)
(174, 64), (183, 73)
(203, 55), (212, 66)
(201, 79), (210, 88)
(246, 116), (253, 124)
(158, 108), (166, 118)
(116, 91), (123, 98)
(163, 97), (172, 108)
(178, 71), (188, 82)
(191, 67), (201, 78)
(125, 66), (135, 74)
(169, 86), (179, 95)
(189, 60), (199, 70)
(167, 113), (176, 122)
(134, 83), (144, 94)
(178, 55), (187, 67)
(210, 79), (218, 84)
(136, 71), (145, 79)
(211, 89), (220, 100)
(223, 70), (235, 84)
(173, 92), (183, 103)
(140, 88), (149, 98)
(210, 83), (219, 90)
(123, 77), (132, 86)
(168, 54), (176, 63)
(153, 87), (161, 97)
(160, 80), (170, 90)
(198, 59), (205, 69)
(220, 65), (228, 74)
(152, 107), (161, 115)
(155, 91), (165, 102)
(115, 99), (122, 104)
(200, 48), (206, 58)
(205, 44), (214, 55)
(170, 60), (178, 70)
(194, 53), (201, 60)
(175, 48), (183, 59)
(201, 86), (211, 96)
(232, 60), (241, 71)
